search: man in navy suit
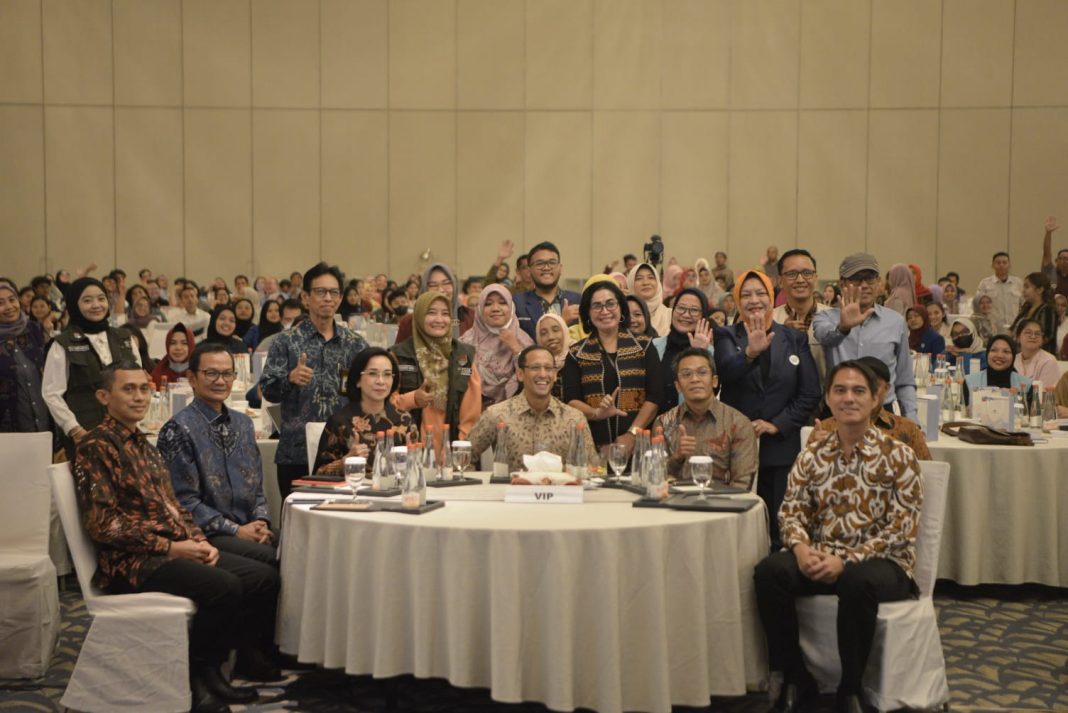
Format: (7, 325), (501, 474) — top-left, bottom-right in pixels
(714, 270), (822, 549)
(513, 241), (582, 340)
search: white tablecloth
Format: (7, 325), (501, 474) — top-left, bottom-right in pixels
(277, 479), (770, 713)
(928, 433), (1068, 587)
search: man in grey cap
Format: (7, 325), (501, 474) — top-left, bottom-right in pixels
(812, 253), (917, 421)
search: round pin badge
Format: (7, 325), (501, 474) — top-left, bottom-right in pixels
(789, 354), (800, 366)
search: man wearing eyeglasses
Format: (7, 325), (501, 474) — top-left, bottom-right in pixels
(812, 253), (917, 421)
(513, 241), (582, 340)
(772, 249), (830, 385)
(260, 262), (368, 497)
(652, 347), (756, 489)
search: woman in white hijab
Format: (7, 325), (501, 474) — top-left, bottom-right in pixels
(945, 315), (987, 375)
(626, 262), (671, 337)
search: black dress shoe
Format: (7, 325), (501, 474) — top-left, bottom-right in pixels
(836, 693), (867, 713)
(202, 665), (259, 704)
(190, 672), (231, 713)
(234, 646), (284, 682)
(769, 678), (817, 713)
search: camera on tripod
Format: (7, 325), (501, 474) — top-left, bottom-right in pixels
(643, 235), (664, 267)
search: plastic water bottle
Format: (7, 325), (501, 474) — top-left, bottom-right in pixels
(371, 431), (388, 489)
(401, 443), (427, 508)
(1029, 382), (1044, 429)
(1041, 386), (1058, 431)
(567, 422), (588, 482)
(492, 422), (510, 480)
(645, 435), (668, 500)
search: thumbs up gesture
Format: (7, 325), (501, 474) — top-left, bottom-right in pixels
(676, 424), (696, 459)
(414, 379), (435, 408)
(561, 298), (579, 324)
(289, 352), (314, 386)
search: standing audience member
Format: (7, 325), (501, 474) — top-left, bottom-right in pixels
(151, 323), (195, 387)
(773, 249), (831, 385)
(821, 283), (842, 308)
(535, 313), (571, 401)
(942, 282), (964, 314)
(625, 295), (658, 339)
(394, 263), (473, 343)
(760, 246), (780, 280)
(1013, 319), (1060, 385)
(0, 282), (52, 435)
(1054, 293), (1068, 359)
(651, 287), (714, 412)
(174, 285), (211, 339)
(260, 263), (368, 497)
(513, 242), (581, 340)
(460, 285), (534, 408)
(974, 251), (1023, 333)
(695, 258), (725, 305)
(883, 264), (916, 317)
(1040, 215), (1068, 299)
(1010, 272), (1057, 354)
(711, 251), (734, 291)
(971, 293), (996, 345)
(627, 262), (671, 337)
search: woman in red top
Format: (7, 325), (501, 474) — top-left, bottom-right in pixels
(150, 323), (195, 387)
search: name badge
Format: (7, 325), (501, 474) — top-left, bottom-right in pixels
(459, 367), (473, 377)
(398, 364), (417, 372)
(67, 344), (90, 352)
(788, 354), (800, 366)
(504, 485), (584, 504)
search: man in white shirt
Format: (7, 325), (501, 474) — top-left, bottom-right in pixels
(170, 285), (210, 339)
(974, 251), (1023, 334)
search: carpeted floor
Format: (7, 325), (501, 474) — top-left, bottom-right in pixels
(1, 579), (1065, 712)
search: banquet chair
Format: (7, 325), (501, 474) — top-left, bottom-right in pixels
(0, 432), (58, 678)
(50, 463), (195, 713)
(145, 321), (171, 361)
(306, 421), (327, 475)
(795, 460), (950, 712)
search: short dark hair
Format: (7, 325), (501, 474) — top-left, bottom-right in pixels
(517, 344), (554, 369)
(462, 276), (484, 293)
(946, 271), (960, 281)
(19, 286), (33, 297)
(671, 347), (715, 375)
(345, 347), (400, 400)
(386, 288), (407, 304)
(826, 360), (878, 396)
(992, 251), (1010, 262)
(579, 280), (627, 333)
(138, 268), (151, 278)
(623, 253), (637, 262)
(303, 262), (344, 293)
(189, 342), (234, 373)
(854, 356), (890, 384)
(235, 273), (249, 283)
(281, 298), (303, 314)
(527, 241), (561, 260)
(31, 275), (52, 289)
(516, 253), (529, 269)
(279, 279), (292, 290)
(1014, 318), (1043, 338)
(180, 285), (198, 298)
(776, 248), (817, 275)
(100, 360), (144, 391)
(111, 268), (127, 279)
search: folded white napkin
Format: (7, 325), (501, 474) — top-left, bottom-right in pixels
(523, 451), (563, 473)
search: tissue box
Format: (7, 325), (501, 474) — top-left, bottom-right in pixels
(917, 394), (939, 441)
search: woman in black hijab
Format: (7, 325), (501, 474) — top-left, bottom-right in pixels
(205, 304), (249, 354)
(232, 297), (256, 338)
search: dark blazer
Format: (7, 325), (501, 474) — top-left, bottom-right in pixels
(713, 322), (821, 467)
(513, 288), (582, 340)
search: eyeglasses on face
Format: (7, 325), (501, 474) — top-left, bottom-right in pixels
(1019, 329), (1043, 338)
(530, 259), (560, 270)
(426, 279), (453, 290)
(674, 305), (703, 317)
(361, 370), (394, 381)
(198, 369), (237, 382)
(678, 368), (712, 380)
(589, 300), (619, 313)
(781, 269), (816, 280)
(310, 287), (341, 298)
(843, 272), (879, 285)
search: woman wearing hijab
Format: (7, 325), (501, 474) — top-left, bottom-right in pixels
(460, 284), (534, 407)
(909, 264), (932, 303)
(243, 299), (282, 350)
(562, 279), (662, 450)
(945, 316), (986, 375)
(125, 294), (162, 331)
(232, 298), (256, 338)
(713, 270), (820, 548)
(883, 263), (916, 316)
(625, 295), (658, 339)
(662, 263), (684, 307)
(694, 258), (725, 305)
(609, 272), (629, 295)
(535, 313), (571, 401)
(964, 334), (1032, 394)
(906, 305), (946, 360)
(0, 282), (52, 435)
(204, 304), (248, 354)
(627, 262), (671, 337)
(652, 287), (713, 412)
(393, 263), (474, 344)
(339, 283), (372, 322)
(390, 291), (482, 442)
(42, 277), (141, 456)
(151, 323), (195, 387)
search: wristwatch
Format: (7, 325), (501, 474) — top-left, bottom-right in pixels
(628, 426), (641, 437)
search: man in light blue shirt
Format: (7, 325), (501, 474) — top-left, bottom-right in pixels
(812, 253), (917, 421)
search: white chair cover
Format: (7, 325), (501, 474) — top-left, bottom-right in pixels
(50, 463), (195, 713)
(795, 460), (951, 711)
(306, 421), (327, 475)
(0, 432), (58, 678)
(145, 321), (171, 361)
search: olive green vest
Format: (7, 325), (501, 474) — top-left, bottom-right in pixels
(391, 338), (474, 442)
(54, 326), (136, 431)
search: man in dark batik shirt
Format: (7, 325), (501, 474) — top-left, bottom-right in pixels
(73, 362), (280, 713)
(158, 343), (274, 565)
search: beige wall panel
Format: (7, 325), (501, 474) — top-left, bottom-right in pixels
(797, 111), (868, 277)
(252, 0), (320, 108)
(457, 113), (524, 278)
(730, 0), (800, 110)
(870, 0), (941, 108)
(321, 0), (387, 108)
(799, 0), (870, 109)
(525, 112), (592, 277)
(321, 111), (388, 274)
(661, 0), (728, 109)
(1013, 0), (1068, 106)
(0, 106), (45, 281)
(42, 0), (112, 105)
(660, 112), (729, 262)
(0, 0), (43, 103)
(728, 111), (797, 267)
(113, 0), (182, 106)
(526, 0), (593, 109)
(937, 109), (1010, 293)
(941, 0), (1013, 107)
(457, 0), (523, 109)
(115, 108), (183, 277)
(45, 107), (114, 272)
(592, 112), (660, 270)
(389, 112), (456, 279)
(253, 110), (320, 278)
(389, 0), (456, 109)
(866, 110), (938, 278)
(1008, 109), (1068, 268)
(594, 0), (661, 109)
(183, 0), (251, 107)
(183, 109), (251, 281)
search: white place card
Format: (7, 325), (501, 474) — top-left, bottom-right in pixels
(504, 485), (584, 504)
(917, 393), (939, 442)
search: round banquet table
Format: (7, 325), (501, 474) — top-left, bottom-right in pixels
(276, 478), (770, 713)
(928, 433), (1068, 587)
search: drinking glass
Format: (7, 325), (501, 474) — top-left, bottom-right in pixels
(344, 457), (366, 502)
(689, 456), (713, 501)
(608, 443), (627, 482)
(452, 441), (472, 479)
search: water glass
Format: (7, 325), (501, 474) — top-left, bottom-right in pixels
(452, 441), (472, 479)
(344, 456), (367, 502)
(689, 455), (713, 501)
(608, 443), (627, 482)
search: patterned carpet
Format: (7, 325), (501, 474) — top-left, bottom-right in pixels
(1, 579), (1065, 712)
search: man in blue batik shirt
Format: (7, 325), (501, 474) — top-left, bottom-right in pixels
(260, 262), (368, 497)
(158, 342), (275, 565)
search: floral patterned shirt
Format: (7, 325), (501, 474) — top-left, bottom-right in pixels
(653, 399), (757, 488)
(157, 397), (269, 536)
(73, 415), (205, 589)
(260, 319), (368, 465)
(313, 400), (418, 475)
(780, 425), (922, 579)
